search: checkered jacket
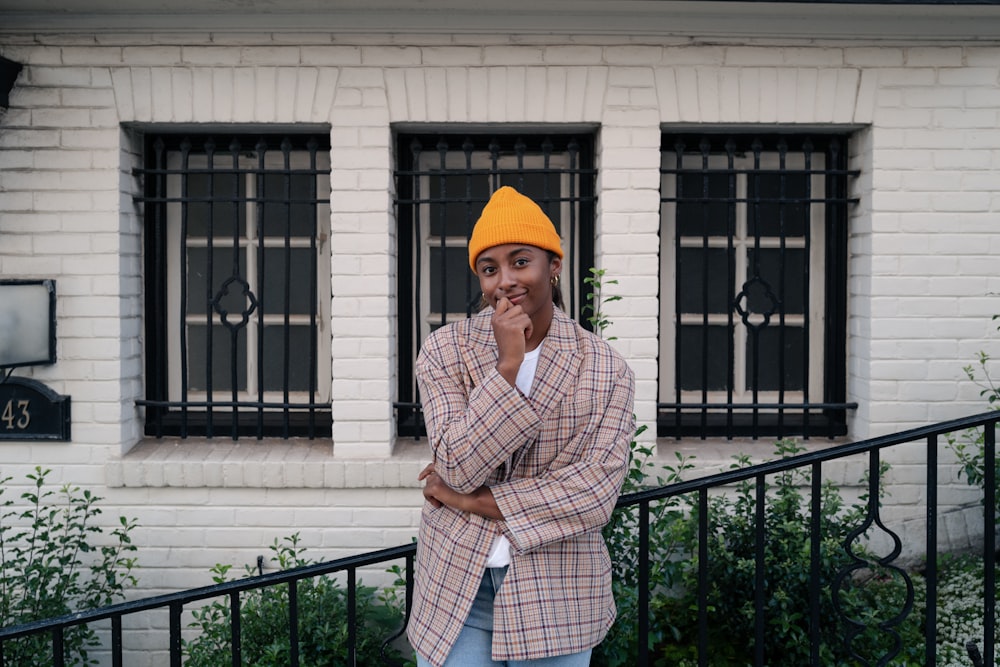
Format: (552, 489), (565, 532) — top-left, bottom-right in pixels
(406, 306), (635, 666)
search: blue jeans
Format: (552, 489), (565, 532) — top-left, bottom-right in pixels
(415, 567), (593, 667)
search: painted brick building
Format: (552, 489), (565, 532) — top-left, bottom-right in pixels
(1, 1), (999, 662)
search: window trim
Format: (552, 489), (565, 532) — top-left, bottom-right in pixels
(136, 132), (333, 440)
(658, 132), (858, 440)
(394, 132), (596, 438)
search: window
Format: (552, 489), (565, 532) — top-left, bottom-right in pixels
(395, 133), (596, 437)
(659, 133), (857, 439)
(137, 133), (332, 439)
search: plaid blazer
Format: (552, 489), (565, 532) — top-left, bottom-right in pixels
(406, 306), (635, 666)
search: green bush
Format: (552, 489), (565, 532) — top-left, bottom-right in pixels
(668, 441), (926, 666)
(595, 440), (925, 667)
(596, 439), (695, 667)
(183, 533), (410, 667)
(947, 310), (1000, 523)
(0, 466), (139, 666)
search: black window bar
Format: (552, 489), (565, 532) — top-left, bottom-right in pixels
(659, 133), (859, 439)
(134, 133), (332, 439)
(394, 133), (596, 438)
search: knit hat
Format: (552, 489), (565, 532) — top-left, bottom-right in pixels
(468, 186), (564, 271)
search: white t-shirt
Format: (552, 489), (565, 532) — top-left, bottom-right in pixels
(484, 343), (542, 568)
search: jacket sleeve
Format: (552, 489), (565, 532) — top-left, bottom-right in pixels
(489, 359), (635, 554)
(416, 328), (544, 494)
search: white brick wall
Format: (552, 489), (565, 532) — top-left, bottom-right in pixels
(1, 32), (998, 640)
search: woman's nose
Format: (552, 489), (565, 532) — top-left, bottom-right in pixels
(496, 266), (516, 287)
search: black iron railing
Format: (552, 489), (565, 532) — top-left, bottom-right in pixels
(0, 544), (416, 667)
(624, 410), (997, 667)
(1, 412), (996, 666)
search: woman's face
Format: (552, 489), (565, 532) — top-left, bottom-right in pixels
(475, 244), (561, 319)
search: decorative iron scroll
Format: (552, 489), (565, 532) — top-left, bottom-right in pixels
(831, 448), (915, 666)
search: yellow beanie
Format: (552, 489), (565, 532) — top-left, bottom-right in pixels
(468, 186), (564, 271)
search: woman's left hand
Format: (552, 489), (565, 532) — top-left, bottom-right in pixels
(419, 462), (448, 509)
(418, 463), (504, 520)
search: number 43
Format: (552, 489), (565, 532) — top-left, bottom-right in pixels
(2, 399), (30, 430)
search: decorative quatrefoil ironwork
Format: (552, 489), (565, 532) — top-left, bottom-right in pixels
(734, 275), (780, 330)
(211, 275), (258, 332)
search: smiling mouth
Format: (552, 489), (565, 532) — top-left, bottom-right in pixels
(496, 294), (525, 305)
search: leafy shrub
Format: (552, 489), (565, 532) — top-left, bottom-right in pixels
(0, 466), (139, 666)
(672, 442), (926, 666)
(947, 310), (1000, 523)
(595, 440), (925, 667)
(596, 440), (695, 667)
(583, 267), (622, 340)
(937, 305), (1000, 666)
(183, 533), (409, 667)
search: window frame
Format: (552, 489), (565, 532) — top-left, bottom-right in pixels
(137, 132), (333, 440)
(658, 132), (857, 440)
(394, 132), (596, 438)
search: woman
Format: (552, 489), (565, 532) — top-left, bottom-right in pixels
(407, 186), (635, 667)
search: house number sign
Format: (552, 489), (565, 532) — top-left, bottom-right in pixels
(0, 377), (71, 441)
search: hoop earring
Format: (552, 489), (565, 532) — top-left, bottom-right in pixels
(550, 275), (561, 288)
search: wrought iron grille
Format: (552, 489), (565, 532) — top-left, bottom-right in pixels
(134, 133), (332, 439)
(394, 133), (596, 437)
(659, 133), (859, 439)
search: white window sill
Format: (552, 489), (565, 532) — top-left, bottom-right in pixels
(106, 438), (430, 489)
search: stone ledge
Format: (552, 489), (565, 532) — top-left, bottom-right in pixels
(105, 438), (429, 489)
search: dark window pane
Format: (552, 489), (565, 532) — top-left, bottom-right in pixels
(677, 172), (731, 237)
(263, 325), (313, 392)
(187, 324), (247, 392)
(185, 172), (245, 238)
(748, 172), (808, 237)
(429, 175), (489, 238)
(678, 247), (732, 314)
(430, 246), (478, 315)
(187, 247), (239, 316)
(678, 324), (730, 391)
(262, 173), (317, 238)
(747, 248), (806, 315)
(746, 326), (805, 392)
(261, 248), (314, 315)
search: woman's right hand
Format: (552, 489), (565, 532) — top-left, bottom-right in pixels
(492, 296), (531, 386)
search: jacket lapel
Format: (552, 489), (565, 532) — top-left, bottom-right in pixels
(462, 306), (582, 411)
(462, 306), (583, 476)
(462, 309), (500, 389)
(528, 307), (582, 418)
